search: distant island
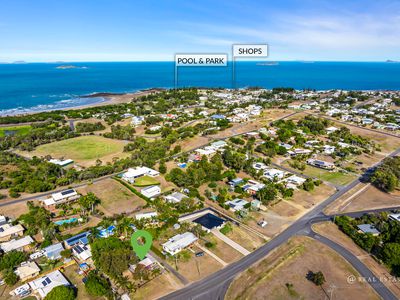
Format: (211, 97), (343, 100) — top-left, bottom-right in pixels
(56, 65), (88, 69)
(386, 60), (399, 63)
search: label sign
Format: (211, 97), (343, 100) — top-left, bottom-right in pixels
(175, 54), (227, 66)
(233, 44), (268, 57)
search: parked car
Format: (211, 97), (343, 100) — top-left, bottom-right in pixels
(257, 220), (268, 228)
(195, 251), (205, 257)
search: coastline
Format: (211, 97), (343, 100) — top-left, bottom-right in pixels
(0, 88), (163, 117)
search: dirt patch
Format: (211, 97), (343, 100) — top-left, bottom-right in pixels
(313, 222), (400, 299)
(132, 271), (183, 300)
(77, 178), (146, 216)
(171, 245), (223, 282)
(225, 225), (265, 252)
(199, 235), (243, 264)
(225, 236), (379, 300)
(63, 264), (103, 300)
(0, 201), (29, 219)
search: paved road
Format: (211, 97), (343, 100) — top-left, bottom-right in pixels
(161, 147), (400, 300)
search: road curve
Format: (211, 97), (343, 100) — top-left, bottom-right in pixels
(308, 231), (397, 300)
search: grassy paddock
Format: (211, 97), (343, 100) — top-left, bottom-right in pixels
(0, 125), (31, 137)
(23, 135), (127, 164)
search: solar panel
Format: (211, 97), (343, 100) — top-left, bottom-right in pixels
(61, 189), (74, 196)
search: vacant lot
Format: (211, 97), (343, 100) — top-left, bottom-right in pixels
(171, 245), (224, 282)
(132, 271), (183, 300)
(226, 236), (379, 300)
(225, 225), (266, 252)
(326, 184), (400, 214)
(63, 265), (103, 300)
(313, 222), (400, 299)
(283, 161), (357, 186)
(199, 234), (243, 264)
(18, 135), (129, 167)
(77, 178), (146, 216)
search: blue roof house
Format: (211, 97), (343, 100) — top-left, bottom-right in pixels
(64, 231), (90, 248)
(44, 243), (64, 260)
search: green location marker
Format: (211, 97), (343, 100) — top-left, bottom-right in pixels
(130, 230), (153, 260)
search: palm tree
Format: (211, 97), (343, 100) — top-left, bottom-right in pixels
(117, 217), (133, 238)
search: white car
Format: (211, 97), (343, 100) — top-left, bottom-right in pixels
(258, 220), (268, 228)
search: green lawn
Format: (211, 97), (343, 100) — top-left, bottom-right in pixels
(132, 175), (160, 186)
(301, 165), (357, 186)
(283, 161), (357, 186)
(26, 136), (127, 164)
(0, 125), (31, 137)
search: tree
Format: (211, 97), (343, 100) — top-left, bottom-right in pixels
(307, 271), (326, 286)
(158, 160), (167, 174)
(3, 268), (18, 285)
(302, 178), (315, 192)
(44, 285), (76, 300)
(60, 249), (72, 259)
(84, 271), (112, 297)
(0, 251), (28, 271)
(256, 184), (277, 205)
(380, 243), (400, 267)
(78, 192), (101, 214)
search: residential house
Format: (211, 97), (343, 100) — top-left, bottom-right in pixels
(229, 178), (243, 187)
(307, 159), (335, 170)
(64, 232), (90, 248)
(243, 180), (265, 195)
(0, 215), (7, 226)
(135, 211), (158, 221)
(288, 148), (312, 156)
(0, 223), (24, 242)
(253, 162), (267, 170)
(44, 243), (64, 260)
(263, 168), (285, 181)
(225, 199), (249, 211)
(43, 189), (80, 208)
(284, 175), (306, 189)
(165, 192), (188, 204)
(389, 214), (400, 222)
(323, 145), (336, 155)
(162, 232), (198, 256)
(141, 185), (161, 198)
(72, 243), (92, 261)
(0, 236), (33, 253)
(15, 261), (40, 282)
(326, 126), (338, 134)
(357, 224), (380, 236)
(28, 270), (70, 299)
(122, 166), (160, 184)
(193, 213), (225, 232)
(48, 159), (74, 167)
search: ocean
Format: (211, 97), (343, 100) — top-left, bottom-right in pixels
(0, 61), (399, 115)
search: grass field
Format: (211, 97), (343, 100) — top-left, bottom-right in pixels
(283, 161), (357, 186)
(132, 175), (160, 186)
(20, 135), (128, 166)
(0, 125), (31, 137)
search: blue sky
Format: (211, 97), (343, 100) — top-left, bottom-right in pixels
(1, 0), (399, 62)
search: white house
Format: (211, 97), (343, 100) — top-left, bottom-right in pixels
(43, 189), (79, 207)
(28, 270), (70, 299)
(323, 145), (336, 155)
(253, 162), (267, 170)
(141, 185), (161, 198)
(225, 198), (249, 211)
(162, 232), (198, 256)
(122, 166), (160, 183)
(72, 243), (92, 261)
(164, 192), (188, 204)
(49, 159), (74, 167)
(131, 116), (145, 126)
(0, 236), (33, 253)
(284, 175), (306, 189)
(326, 126), (338, 134)
(263, 169), (285, 181)
(135, 211), (158, 221)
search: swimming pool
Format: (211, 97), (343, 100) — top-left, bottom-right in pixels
(54, 217), (78, 225)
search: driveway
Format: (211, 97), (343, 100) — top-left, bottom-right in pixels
(211, 229), (251, 256)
